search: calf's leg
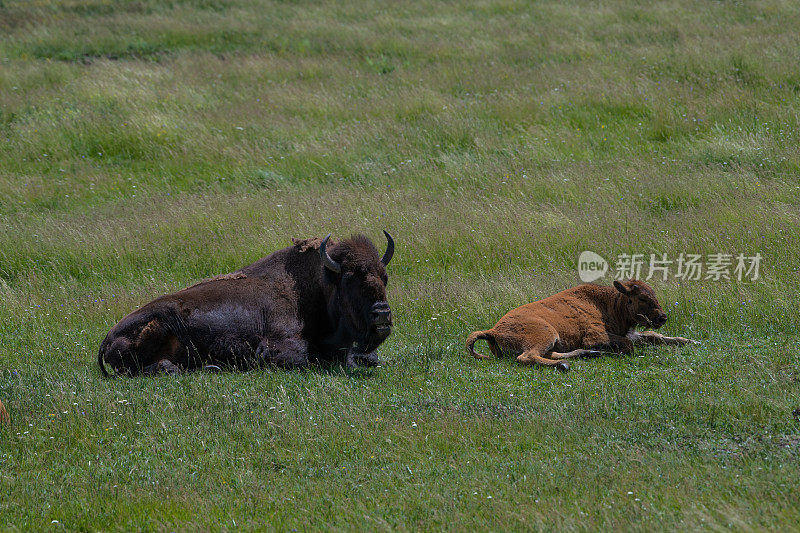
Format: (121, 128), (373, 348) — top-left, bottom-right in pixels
(548, 348), (604, 360)
(495, 320), (568, 370)
(516, 350), (571, 371)
(536, 332), (633, 365)
(630, 331), (699, 346)
(581, 333), (634, 354)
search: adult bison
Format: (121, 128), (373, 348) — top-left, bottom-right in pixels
(98, 232), (394, 376)
(467, 279), (698, 371)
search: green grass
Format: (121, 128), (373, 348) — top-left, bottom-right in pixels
(1, 0), (800, 530)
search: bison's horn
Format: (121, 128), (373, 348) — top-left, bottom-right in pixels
(320, 234), (342, 274)
(380, 230), (394, 266)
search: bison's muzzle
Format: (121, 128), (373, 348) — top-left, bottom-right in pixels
(352, 301), (393, 354)
(371, 302), (392, 334)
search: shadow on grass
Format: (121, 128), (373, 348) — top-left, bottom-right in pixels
(94, 359), (381, 380)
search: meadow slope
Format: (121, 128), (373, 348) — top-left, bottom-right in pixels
(1, 0), (799, 530)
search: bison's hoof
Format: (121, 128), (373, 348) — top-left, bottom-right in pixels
(353, 352), (382, 367)
(556, 361), (570, 372)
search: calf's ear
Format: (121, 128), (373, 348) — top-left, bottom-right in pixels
(613, 280), (628, 295)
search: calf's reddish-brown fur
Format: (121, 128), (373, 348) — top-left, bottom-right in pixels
(467, 279), (697, 371)
(0, 399), (9, 425)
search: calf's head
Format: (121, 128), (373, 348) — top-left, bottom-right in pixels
(613, 279), (667, 328)
(320, 232), (394, 353)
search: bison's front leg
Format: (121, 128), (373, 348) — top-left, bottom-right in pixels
(349, 350), (383, 368)
(142, 359), (184, 376)
(254, 336), (310, 368)
(629, 331), (699, 346)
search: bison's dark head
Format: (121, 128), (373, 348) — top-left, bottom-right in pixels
(614, 279), (668, 328)
(320, 232), (394, 353)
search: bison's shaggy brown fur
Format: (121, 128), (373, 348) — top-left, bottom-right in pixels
(467, 279), (698, 371)
(98, 233), (395, 376)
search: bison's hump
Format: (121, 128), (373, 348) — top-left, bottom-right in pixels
(185, 271), (247, 290)
(291, 236), (328, 252)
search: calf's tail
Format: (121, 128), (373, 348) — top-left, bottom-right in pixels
(466, 330), (495, 359)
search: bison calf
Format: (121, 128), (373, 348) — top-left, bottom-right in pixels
(467, 279), (698, 371)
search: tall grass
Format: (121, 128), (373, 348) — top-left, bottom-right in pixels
(1, 0), (799, 530)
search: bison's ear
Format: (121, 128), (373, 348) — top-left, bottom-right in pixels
(613, 280), (628, 295)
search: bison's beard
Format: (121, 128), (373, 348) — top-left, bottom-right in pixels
(335, 299), (392, 355)
(353, 325), (392, 354)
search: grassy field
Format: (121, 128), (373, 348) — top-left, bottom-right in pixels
(2, 0), (800, 530)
